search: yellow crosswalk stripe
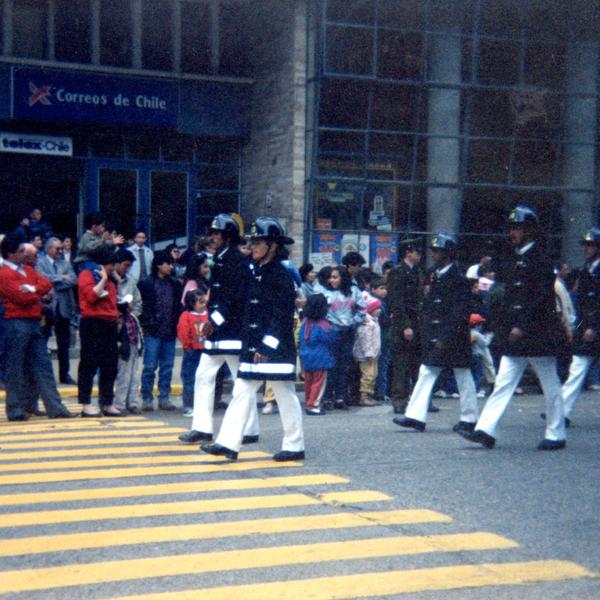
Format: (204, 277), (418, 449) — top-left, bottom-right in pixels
(0, 444), (211, 460)
(0, 433), (179, 449)
(0, 427), (183, 442)
(0, 460), (302, 485)
(0, 509), (450, 557)
(112, 561), (597, 600)
(0, 450), (269, 471)
(0, 490), (389, 527)
(0, 473), (349, 505)
(0, 416), (147, 432)
(0, 533), (524, 594)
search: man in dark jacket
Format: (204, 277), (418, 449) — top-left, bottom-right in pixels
(201, 217), (304, 461)
(458, 205), (566, 450)
(559, 227), (600, 427)
(138, 250), (182, 411)
(178, 213), (259, 444)
(393, 232), (478, 433)
(387, 239), (424, 414)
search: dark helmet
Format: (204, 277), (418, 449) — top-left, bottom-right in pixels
(507, 205), (539, 227)
(249, 216), (294, 245)
(581, 227), (600, 245)
(429, 232), (457, 252)
(210, 213), (243, 240)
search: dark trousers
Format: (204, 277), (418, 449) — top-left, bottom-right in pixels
(324, 326), (355, 402)
(181, 349), (202, 409)
(390, 339), (421, 410)
(78, 318), (118, 407)
(43, 314), (72, 381)
(4, 319), (65, 419)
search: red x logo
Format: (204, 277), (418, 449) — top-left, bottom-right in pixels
(28, 82), (52, 107)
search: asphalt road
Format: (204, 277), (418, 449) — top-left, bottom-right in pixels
(0, 389), (598, 599)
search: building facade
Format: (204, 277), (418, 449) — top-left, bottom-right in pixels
(0, 0), (598, 267)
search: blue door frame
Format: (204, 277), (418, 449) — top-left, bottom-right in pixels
(85, 158), (197, 244)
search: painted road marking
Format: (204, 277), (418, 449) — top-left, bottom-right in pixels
(0, 490), (389, 527)
(0, 533), (522, 594)
(0, 426), (182, 442)
(0, 509), (450, 557)
(0, 444), (205, 460)
(0, 434), (179, 449)
(0, 473), (349, 506)
(111, 561), (596, 600)
(0, 460), (302, 485)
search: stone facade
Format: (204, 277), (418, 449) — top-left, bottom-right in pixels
(240, 0), (307, 263)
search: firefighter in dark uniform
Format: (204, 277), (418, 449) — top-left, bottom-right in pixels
(560, 227), (600, 426)
(201, 217), (304, 461)
(387, 239), (424, 414)
(178, 213), (259, 445)
(393, 233), (478, 432)
(458, 205), (566, 450)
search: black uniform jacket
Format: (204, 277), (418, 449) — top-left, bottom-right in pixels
(237, 258), (297, 381)
(421, 263), (472, 368)
(493, 241), (562, 357)
(387, 260), (423, 348)
(204, 246), (247, 355)
(573, 260), (600, 356)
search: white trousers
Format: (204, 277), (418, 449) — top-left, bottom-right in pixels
(216, 378), (304, 453)
(476, 355), (565, 441)
(114, 352), (142, 410)
(405, 364), (479, 424)
(562, 354), (594, 419)
(191, 353), (259, 436)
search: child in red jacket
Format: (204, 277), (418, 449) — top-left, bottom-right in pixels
(177, 288), (209, 416)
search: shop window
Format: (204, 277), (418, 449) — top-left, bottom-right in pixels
(313, 181), (363, 230)
(524, 44), (566, 90)
(319, 78), (369, 128)
(461, 187), (507, 235)
(470, 90), (513, 137)
(368, 133), (414, 180)
(91, 132), (124, 158)
(196, 139), (241, 164)
(13, 0), (48, 59)
(142, 0), (173, 71)
(325, 25), (373, 75)
(371, 84), (417, 132)
(319, 130), (365, 156)
(181, 0), (210, 74)
(126, 135), (159, 161)
(378, 30), (423, 81)
(467, 139), (511, 184)
(162, 136), (194, 162)
(151, 171), (187, 241)
(415, 136), (428, 181)
(362, 185), (396, 231)
(377, 0), (423, 28)
(509, 87), (559, 137)
(99, 168), (137, 236)
(100, 0), (131, 67)
(512, 141), (557, 186)
(326, 0), (374, 24)
(55, 0), (91, 63)
(219, 3), (254, 77)
(477, 40), (521, 86)
(198, 165), (239, 190)
(479, 0), (523, 37)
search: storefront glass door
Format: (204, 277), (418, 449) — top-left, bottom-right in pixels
(98, 168), (138, 235)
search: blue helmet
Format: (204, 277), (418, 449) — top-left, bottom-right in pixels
(249, 217), (294, 245)
(429, 232), (457, 252)
(581, 227), (600, 245)
(507, 205), (539, 226)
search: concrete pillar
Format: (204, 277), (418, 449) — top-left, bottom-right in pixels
(426, 33), (462, 240)
(562, 42), (598, 266)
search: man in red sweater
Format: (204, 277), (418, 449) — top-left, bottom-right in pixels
(0, 233), (74, 421)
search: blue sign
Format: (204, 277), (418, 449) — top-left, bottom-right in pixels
(12, 67), (179, 128)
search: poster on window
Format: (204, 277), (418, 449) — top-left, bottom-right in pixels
(312, 232), (342, 264)
(371, 234), (398, 273)
(341, 234), (370, 266)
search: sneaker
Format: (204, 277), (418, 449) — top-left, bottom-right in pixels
(433, 390), (447, 398)
(588, 384), (600, 391)
(450, 393), (460, 399)
(262, 402), (277, 415)
(142, 402), (154, 412)
(159, 400), (177, 411)
(306, 407), (325, 415)
(182, 408), (194, 417)
(358, 396), (377, 406)
(477, 390), (486, 398)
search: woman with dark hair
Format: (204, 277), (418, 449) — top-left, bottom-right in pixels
(320, 266), (365, 410)
(181, 253), (210, 305)
(165, 243), (186, 279)
(299, 263), (317, 299)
